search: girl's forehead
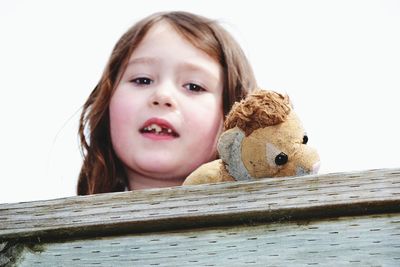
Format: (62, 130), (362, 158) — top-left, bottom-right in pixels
(146, 20), (175, 37)
(132, 22), (178, 54)
(136, 20), (212, 59)
(129, 21), (220, 70)
(139, 20), (183, 46)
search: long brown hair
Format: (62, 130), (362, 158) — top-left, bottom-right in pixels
(77, 11), (257, 195)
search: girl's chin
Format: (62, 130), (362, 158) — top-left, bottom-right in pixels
(128, 153), (213, 179)
(134, 162), (190, 178)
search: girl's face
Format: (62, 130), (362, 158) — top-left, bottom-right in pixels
(109, 21), (224, 188)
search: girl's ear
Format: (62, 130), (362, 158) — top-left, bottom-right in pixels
(217, 127), (245, 165)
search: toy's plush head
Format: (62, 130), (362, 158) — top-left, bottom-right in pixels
(220, 89), (320, 180)
(183, 89), (320, 185)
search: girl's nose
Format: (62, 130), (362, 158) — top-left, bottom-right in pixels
(152, 99), (173, 108)
(149, 85), (177, 109)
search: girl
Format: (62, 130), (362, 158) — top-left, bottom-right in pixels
(77, 11), (257, 195)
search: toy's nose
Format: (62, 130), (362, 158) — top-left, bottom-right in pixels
(295, 161), (321, 176)
(311, 161), (321, 174)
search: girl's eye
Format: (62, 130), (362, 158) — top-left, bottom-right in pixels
(184, 83), (205, 92)
(130, 77), (153, 86)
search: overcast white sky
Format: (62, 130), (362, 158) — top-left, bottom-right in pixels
(1, 0), (399, 204)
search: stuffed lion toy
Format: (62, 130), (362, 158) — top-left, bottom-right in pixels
(183, 89), (320, 185)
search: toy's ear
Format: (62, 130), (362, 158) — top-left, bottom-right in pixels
(217, 127), (253, 181)
(218, 127), (245, 166)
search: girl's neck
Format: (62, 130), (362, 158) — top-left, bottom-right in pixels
(127, 172), (185, 190)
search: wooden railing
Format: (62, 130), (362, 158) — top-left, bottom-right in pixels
(1, 168), (400, 266)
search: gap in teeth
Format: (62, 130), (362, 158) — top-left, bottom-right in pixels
(145, 123), (172, 134)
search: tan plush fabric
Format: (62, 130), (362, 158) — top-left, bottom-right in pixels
(224, 90), (291, 136)
(182, 159), (235, 185)
(183, 89), (320, 186)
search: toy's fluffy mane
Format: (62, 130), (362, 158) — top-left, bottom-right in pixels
(224, 89), (292, 136)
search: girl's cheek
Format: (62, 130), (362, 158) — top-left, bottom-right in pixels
(110, 87), (136, 120)
(192, 103), (223, 137)
(110, 95), (133, 137)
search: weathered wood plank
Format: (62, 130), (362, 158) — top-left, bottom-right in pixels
(2, 213), (400, 266)
(0, 168), (399, 241)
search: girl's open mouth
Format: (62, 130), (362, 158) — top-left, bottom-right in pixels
(139, 118), (179, 138)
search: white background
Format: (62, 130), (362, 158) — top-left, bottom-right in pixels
(1, 0), (399, 204)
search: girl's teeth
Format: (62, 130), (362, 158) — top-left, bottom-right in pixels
(150, 124), (162, 133)
(144, 123), (173, 135)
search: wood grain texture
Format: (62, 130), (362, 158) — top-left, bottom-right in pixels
(1, 168), (400, 243)
(2, 213), (400, 266)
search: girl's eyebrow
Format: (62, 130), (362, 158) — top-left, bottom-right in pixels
(178, 62), (220, 82)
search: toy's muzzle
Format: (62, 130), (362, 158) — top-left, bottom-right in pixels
(312, 161), (321, 174)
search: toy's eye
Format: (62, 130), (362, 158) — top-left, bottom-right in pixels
(303, 135), (308, 144)
(275, 152), (288, 165)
